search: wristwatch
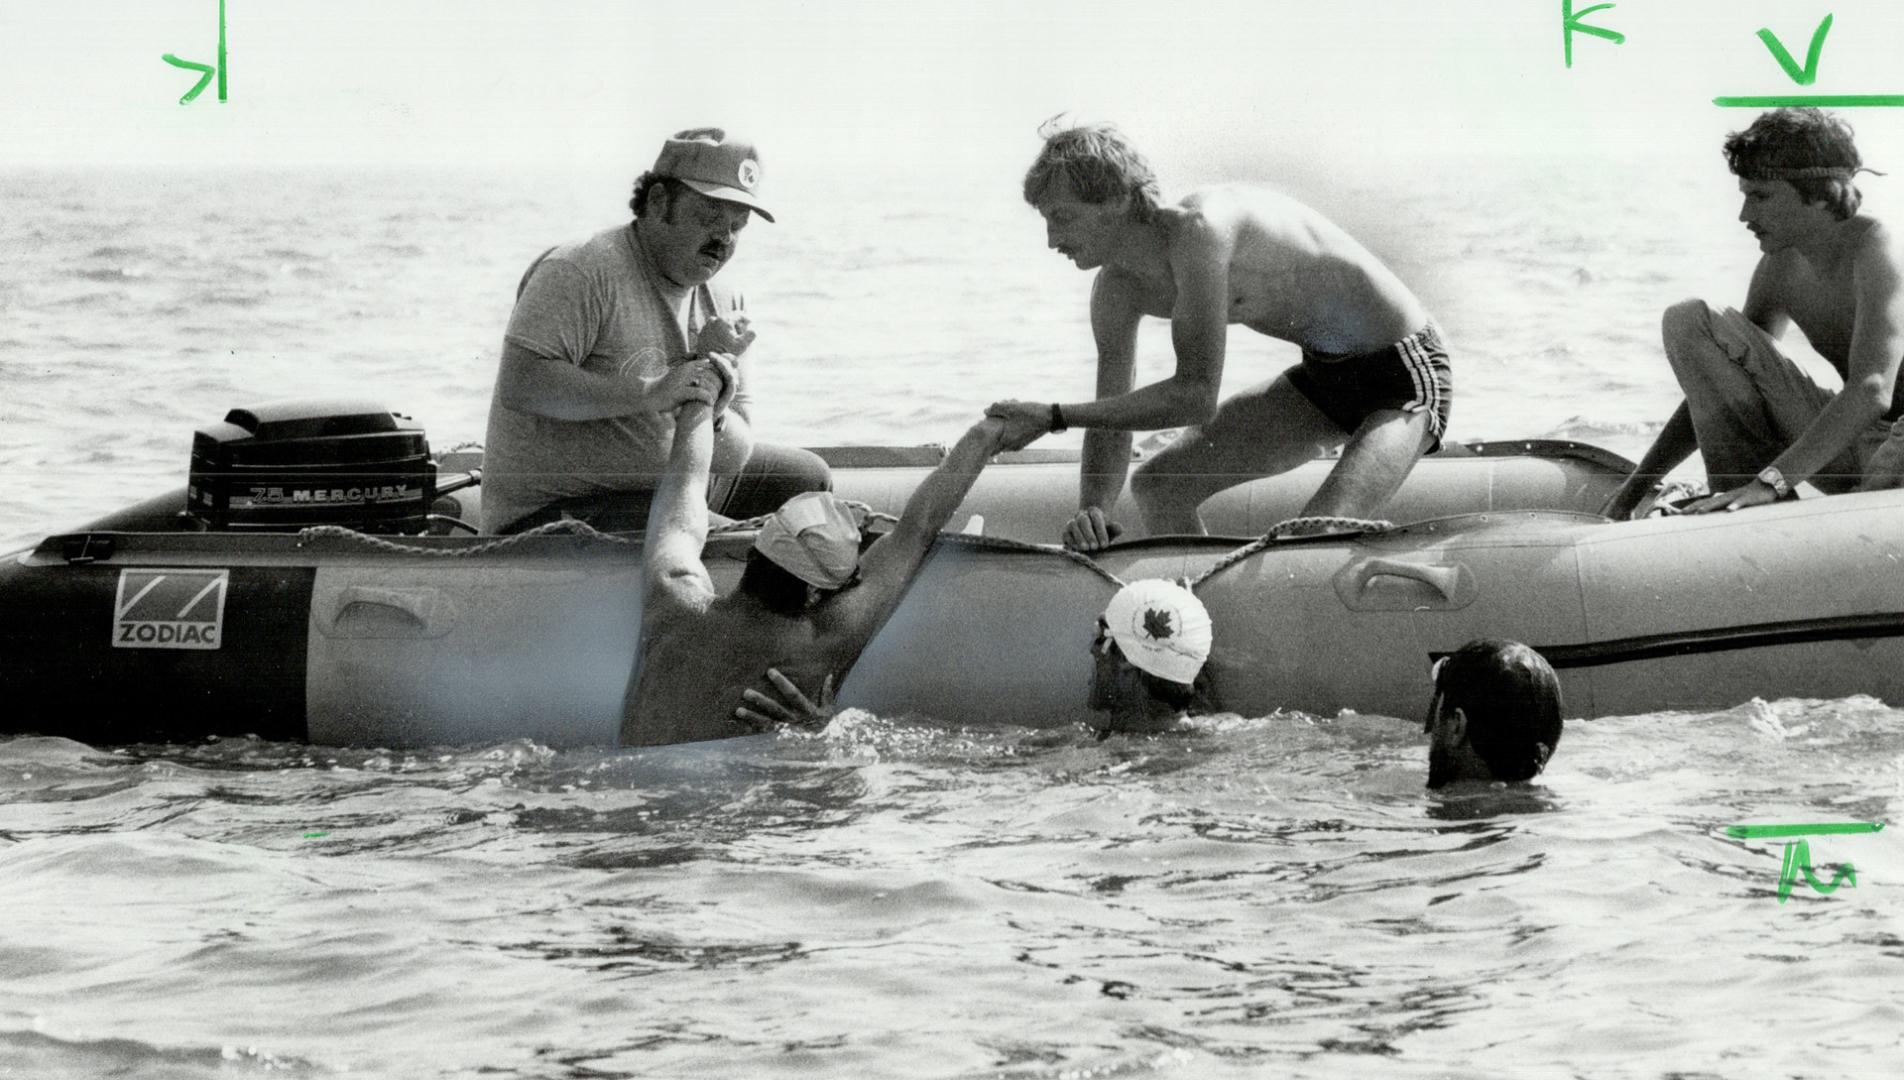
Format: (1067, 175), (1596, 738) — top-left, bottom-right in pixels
(1049, 403), (1069, 433)
(1756, 465), (1792, 498)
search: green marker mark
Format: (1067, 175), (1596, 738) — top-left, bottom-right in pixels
(302, 831), (329, 839)
(1727, 822), (1882, 903)
(1776, 839), (1856, 904)
(1755, 14), (1833, 87)
(1716, 13), (1904, 109)
(1726, 821), (1883, 839)
(160, 54), (216, 104)
(1562, 0), (1625, 70)
(160, 0), (228, 105)
(1714, 95), (1904, 108)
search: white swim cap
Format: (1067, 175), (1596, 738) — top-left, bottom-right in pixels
(753, 492), (864, 589)
(1100, 579), (1212, 686)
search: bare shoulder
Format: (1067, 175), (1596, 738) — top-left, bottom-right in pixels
(1174, 183), (1362, 268)
(1179, 183), (1330, 233)
(803, 567), (900, 667)
(1850, 215), (1904, 270)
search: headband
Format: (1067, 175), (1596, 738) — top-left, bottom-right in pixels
(1748, 164), (1885, 180)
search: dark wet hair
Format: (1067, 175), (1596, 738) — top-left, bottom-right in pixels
(1022, 116), (1161, 223)
(1103, 639), (1210, 712)
(1141, 666), (1198, 709)
(1724, 108), (1866, 220)
(1435, 639), (1563, 782)
(737, 549), (811, 617)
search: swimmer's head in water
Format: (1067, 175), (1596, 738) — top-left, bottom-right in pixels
(753, 492), (866, 591)
(1099, 579), (1211, 686)
(1426, 639), (1563, 788)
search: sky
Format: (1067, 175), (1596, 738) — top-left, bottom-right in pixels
(5, 0), (1904, 185)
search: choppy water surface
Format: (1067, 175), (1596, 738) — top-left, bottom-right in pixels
(3, 160), (1903, 1076)
(3, 704), (1902, 1078)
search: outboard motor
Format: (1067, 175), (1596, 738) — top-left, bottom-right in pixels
(187, 399), (436, 533)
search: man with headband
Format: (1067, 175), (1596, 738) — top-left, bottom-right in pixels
(1089, 579), (1214, 736)
(480, 127), (831, 535)
(1603, 108), (1904, 517)
(622, 401), (1044, 746)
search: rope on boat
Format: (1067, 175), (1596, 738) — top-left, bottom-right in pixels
(295, 500), (900, 556)
(1186, 515), (1395, 591)
(931, 532), (1128, 588)
(293, 508), (1388, 593)
(295, 518), (633, 556)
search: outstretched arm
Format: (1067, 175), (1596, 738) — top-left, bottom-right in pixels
(642, 396), (722, 613)
(823, 417), (1014, 644)
(1600, 401), (1698, 518)
(1072, 221), (1232, 429)
(988, 254), (1227, 435)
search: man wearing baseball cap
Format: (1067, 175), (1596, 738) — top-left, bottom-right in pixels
(480, 127), (831, 535)
(1089, 578), (1214, 735)
(622, 399), (1049, 747)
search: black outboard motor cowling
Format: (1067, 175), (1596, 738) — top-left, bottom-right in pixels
(188, 399), (435, 533)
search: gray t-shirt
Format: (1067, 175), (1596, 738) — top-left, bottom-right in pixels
(480, 224), (747, 532)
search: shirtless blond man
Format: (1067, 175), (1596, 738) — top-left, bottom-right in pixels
(987, 121), (1451, 549)
(1603, 108), (1904, 517)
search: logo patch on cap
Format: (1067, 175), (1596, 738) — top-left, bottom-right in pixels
(736, 159), (760, 190)
(1142, 608), (1175, 640)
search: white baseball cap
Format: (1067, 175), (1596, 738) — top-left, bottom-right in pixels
(651, 128), (773, 222)
(753, 492), (864, 589)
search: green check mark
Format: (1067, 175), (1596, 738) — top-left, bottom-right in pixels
(1756, 13), (1833, 87)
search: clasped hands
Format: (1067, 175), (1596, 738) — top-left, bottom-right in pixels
(982, 399), (1053, 452)
(660, 315), (754, 414)
(983, 399), (1123, 550)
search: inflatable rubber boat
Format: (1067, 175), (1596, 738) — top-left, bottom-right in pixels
(4, 400), (1899, 747)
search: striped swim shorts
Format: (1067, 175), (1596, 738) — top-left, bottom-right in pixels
(1287, 323), (1453, 451)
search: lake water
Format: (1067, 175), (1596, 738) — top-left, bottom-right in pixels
(2, 156), (1901, 1077)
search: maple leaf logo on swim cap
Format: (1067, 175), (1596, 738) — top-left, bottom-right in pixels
(1141, 608), (1175, 640)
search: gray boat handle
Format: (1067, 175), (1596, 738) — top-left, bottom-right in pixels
(324, 585), (449, 637)
(1351, 557), (1461, 601)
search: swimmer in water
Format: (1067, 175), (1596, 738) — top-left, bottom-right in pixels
(1423, 639), (1564, 789)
